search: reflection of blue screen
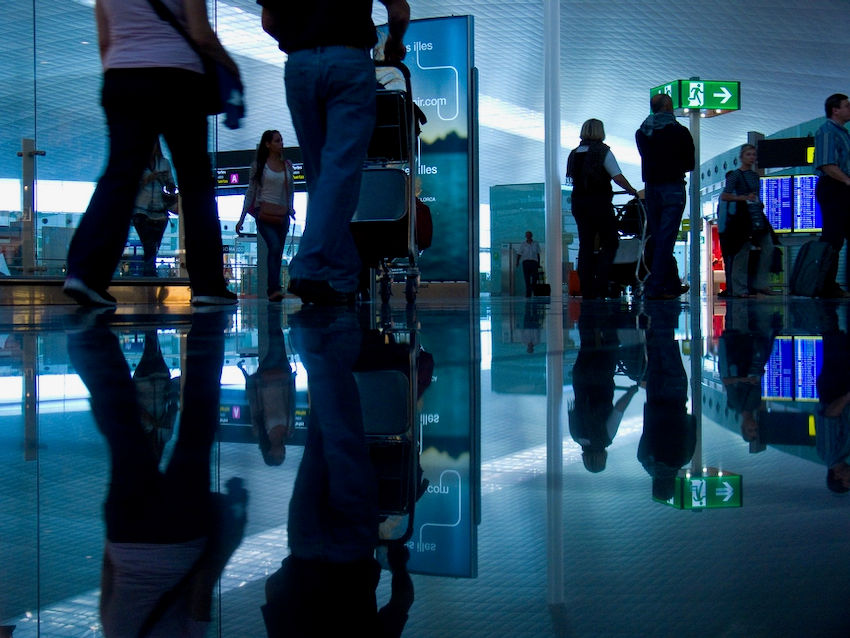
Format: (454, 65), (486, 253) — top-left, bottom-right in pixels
(761, 177), (793, 232)
(794, 175), (822, 232)
(762, 337), (793, 400)
(795, 337), (823, 401)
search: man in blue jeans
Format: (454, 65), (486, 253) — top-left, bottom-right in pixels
(635, 93), (695, 300)
(814, 92), (850, 298)
(259, 0), (410, 306)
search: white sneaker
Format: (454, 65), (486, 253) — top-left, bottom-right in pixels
(191, 289), (238, 306)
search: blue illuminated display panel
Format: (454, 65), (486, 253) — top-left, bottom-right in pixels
(794, 175), (822, 232)
(760, 177), (793, 232)
(762, 337), (793, 400)
(794, 336), (823, 402)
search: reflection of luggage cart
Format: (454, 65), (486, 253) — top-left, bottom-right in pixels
(610, 194), (650, 297)
(353, 323), (423, 542)
(351, 62), (425, 305)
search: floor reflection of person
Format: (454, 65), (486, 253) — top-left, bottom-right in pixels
(519, 299), (544, 354)
(133, 329), (180, 459)
(68, 312), (247, 637)
(719, 300), (781, 443)
(242, 304), (295, 466)
(261, 307), (413, 637)
(816, 305), (850, 493)
(637, 303), (695, 500)
(569, 305), (639, 473)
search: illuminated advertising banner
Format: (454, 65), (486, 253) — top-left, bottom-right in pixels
(380, 16), (476, 283)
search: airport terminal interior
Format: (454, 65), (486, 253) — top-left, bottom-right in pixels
(4, 1), (850, 637)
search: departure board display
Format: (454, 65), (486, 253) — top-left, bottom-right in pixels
(762, 337), (793, 400)
(793, 175), (822, 232)
(760, 176), (793, 232)
(794, 336), (823, 402)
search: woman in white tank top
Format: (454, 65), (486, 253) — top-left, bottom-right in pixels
(237, 130), (296, 302)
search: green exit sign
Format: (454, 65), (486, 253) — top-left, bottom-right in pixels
(655, 468), (743, 510)
(650, 80), (741, 116)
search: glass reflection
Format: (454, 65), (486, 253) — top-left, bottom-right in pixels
(568, 304), (641, 473)
(67, 311), (246, 637)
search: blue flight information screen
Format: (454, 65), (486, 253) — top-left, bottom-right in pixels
(762, 337), (793, 400)
(794, 336), (823, 402)
(794, 175), (822, 232)
(760, 177), (793, 232)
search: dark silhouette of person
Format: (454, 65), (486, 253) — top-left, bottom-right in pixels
(718, 300), (780, 443)
(569, 305), (639, 473)
(67, 311), (247, 637)
(816, 304), (850, 492)
(261, 306), (413, 637)
(637, 303), (695, 500)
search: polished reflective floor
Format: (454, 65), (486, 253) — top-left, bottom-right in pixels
(2, 295), (850, 637)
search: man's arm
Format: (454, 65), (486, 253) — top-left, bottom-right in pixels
(261, 7), (279, 42)
(820, 164), (850, 186)
(379, 0), (410, 63)
(95, 0), (109, 63)
(681, 127), (696, 172)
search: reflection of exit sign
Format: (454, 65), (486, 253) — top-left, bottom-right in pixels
(650, 80), (741, 115)
(655, 468), (742, 509)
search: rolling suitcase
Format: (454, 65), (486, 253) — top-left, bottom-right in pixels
(790, 240), (836, 297)
(533, 267), (551, 296)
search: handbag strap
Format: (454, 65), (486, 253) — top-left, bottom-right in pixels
(145, 0), (204, 59)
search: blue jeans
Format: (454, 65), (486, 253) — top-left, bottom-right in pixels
(284, 47), (376, 293)
(644, 182), (686, 296)
(257, 217), (289, 295)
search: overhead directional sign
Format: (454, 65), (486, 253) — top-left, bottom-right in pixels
(650, 80), (741, 116)
(655, 469), (743, 510)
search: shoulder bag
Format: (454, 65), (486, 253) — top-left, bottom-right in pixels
(735, 170), (768, 238)
(145, 0), (245, 129)
(256, 161), (292, 226)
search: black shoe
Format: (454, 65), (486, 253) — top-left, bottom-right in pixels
(288, 278), (356, 306)
(63, 277), (117, 307)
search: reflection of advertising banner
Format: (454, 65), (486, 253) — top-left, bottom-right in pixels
(380, 16), (476, 283)
(408, 311), (480, 577)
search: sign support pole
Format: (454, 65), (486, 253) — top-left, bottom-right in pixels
(688, 80), (703, 476)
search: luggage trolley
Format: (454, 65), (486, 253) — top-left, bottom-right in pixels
(351, 61), (424, 305)
(610, 194), (650, 298)
(353, 319), (424, 544)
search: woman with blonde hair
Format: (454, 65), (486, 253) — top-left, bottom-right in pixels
(566, 118), (638, 299)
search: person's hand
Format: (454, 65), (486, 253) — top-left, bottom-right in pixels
(383, 36), (407, 64)
(745, 192), (758, 201)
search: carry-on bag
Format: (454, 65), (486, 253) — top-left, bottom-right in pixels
(789, 240), (836, 297)
(533, 267), (551, 296)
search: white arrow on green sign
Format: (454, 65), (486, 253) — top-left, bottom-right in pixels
(650, 80), (741, 114)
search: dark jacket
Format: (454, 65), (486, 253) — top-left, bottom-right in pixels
(635, 117), (695, 184)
